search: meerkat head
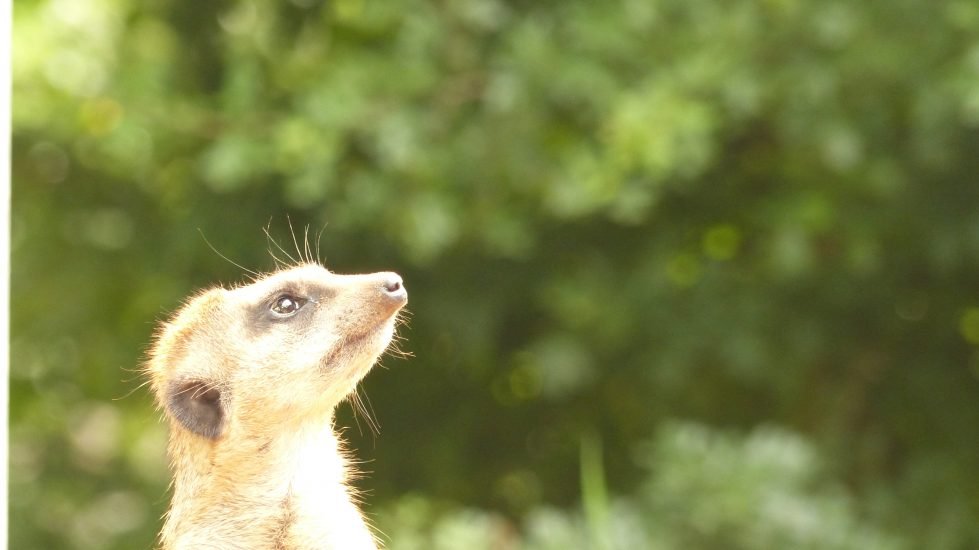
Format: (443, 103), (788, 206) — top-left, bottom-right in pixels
(147, 263), (407, 441)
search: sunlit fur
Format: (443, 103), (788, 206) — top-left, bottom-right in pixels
(146, 263), (407, 549)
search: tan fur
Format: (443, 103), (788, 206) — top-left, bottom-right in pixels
(146, 263), (407, 549)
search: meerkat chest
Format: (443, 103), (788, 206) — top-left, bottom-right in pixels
(271, 431), (378, 549)
(166, 431), (377, 550)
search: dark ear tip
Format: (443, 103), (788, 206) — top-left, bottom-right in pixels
(167, 380), (225, 439)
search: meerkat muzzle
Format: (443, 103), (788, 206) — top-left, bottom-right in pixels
(336, 271), (407, 318)
(378, 272), (407, 305)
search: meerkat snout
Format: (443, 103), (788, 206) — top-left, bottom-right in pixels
(380, 273), (405, 297)
(146, 262), (407, 549)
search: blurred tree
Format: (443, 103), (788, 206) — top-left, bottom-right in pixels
(11, 0), (979, 548)
(379, 423), (910, 549)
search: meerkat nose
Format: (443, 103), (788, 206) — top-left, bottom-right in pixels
(381, 273), (407, 301)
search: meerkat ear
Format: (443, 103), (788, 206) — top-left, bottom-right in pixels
(167, 380), (225, 439)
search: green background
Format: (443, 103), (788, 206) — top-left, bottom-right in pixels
(11, 0), (979, 548)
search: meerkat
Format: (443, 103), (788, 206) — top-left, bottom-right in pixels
(145, 262), (407, 549)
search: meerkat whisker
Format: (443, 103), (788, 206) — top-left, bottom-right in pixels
(263, 224), (300, 266)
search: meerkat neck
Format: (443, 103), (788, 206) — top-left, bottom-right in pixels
(161, 418), (377, 550)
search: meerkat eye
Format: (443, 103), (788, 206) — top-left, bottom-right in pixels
(271, 295), (307, 317)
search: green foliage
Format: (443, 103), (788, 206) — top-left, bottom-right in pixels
(11, 0), (979, 548)
(380, 423), (907, 549)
